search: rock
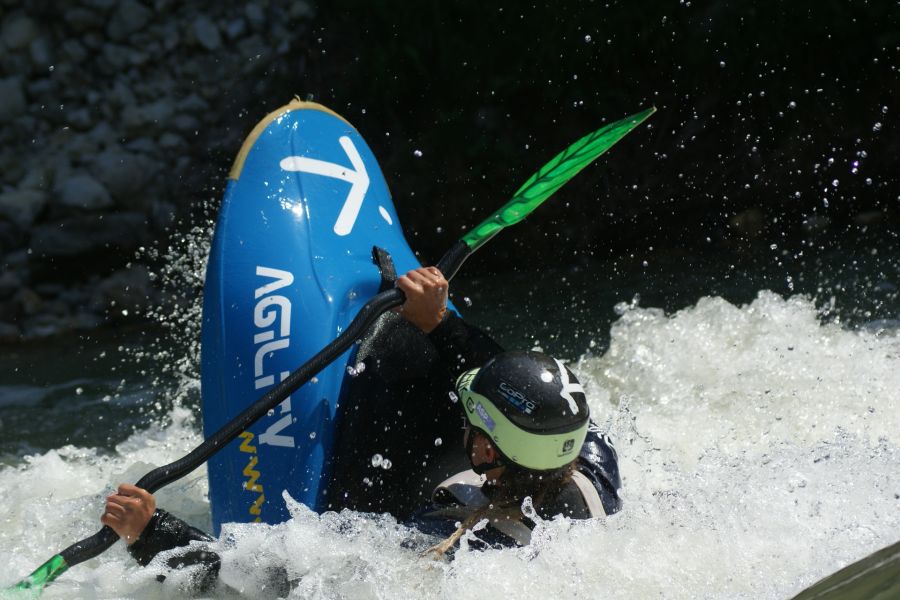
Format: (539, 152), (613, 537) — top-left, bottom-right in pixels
(14, 287), (42, 316)
(68, 107), (93, 131)
(0, 77), (26, 124)
(92, 265), (154, 314)
(0, 189), (48, 229)
(64, 7), (106, 32)
(29, 212), (150, 258)
(90, 147), (161, 207)
(124, 137), (157, 154)
(42, 298), (71, 317)
(55, 174), (113, 211)
(162, 27), (180, 51)
(224, 18), (246, 40)
(106, 0), (153, 42)
(121, 99), (175, 135)
(18, 164), (53, 191)
(71, 311), (103, 330)
(26, 77), (55, 99)
(173, 113), (200, 134)
(193, 15), (222, 51)
(289, 1), (315, 19)
(60, 39), (88, 64)
(158, 132), (184, 149)
(99, 43), (131, 73)
(177, 93), (209, 114)
(22, 314), (70, 339)
(29, 36), (54, 69)
(0, 321), (19, 343)
(82, 32), (103, 51)
(245, 4), (265, 29)
(1, 13), (37, 50)
(0, 270), (20, 299)
(2, 249), (27, 271)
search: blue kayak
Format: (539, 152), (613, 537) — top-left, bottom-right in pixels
(200, 100), (426, 534)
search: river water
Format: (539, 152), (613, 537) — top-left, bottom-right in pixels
(1, 233), (898, 599)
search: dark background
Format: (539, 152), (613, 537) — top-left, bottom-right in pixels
(302, 0), (898, 271)
(0, 0), (897, 342)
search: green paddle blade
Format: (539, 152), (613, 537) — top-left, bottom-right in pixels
(461, 106), (656, 251)
(7, 555), (68, 594)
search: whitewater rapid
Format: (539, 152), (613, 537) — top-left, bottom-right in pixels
(2, 291), (898, 599)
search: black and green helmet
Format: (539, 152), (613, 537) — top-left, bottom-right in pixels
(457, 351), (590, 471)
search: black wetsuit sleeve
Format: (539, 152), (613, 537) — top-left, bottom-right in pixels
(427, 311), (504, 378)
(127, 509), (221, 591)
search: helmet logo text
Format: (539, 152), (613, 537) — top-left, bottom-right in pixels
(475, 402), (496, 432)
(497, 381), (536, 414)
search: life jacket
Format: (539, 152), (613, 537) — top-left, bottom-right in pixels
(425, 467), (607, 546)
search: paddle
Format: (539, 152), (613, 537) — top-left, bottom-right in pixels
(8, 106), (655, 593)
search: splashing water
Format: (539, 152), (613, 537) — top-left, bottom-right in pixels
(1, 286), (897, 598)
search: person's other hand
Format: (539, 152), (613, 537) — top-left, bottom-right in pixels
(396, 267), (448, 333)
(101, 483), (156, 545)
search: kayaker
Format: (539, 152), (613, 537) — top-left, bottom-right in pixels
(101, 266), (621, 586)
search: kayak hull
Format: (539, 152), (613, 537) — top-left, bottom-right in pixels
(200, 101), (424, 534)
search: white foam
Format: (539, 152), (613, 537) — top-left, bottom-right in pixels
(2, 292), (897, 599)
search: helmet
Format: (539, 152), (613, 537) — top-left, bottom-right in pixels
(456, 351), (590, 472)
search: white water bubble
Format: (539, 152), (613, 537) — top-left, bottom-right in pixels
(463, 296), (473, 307)
(719, 60), (726, 68)
(584, 34), (592, 42)
(413, 149), (423, 157)
(309, 431), (317, 440)
(832, 179), (839, 187)
(381, 459), (392, 470)
(788, 101), (797, 109)
(448, 391), (458, 403)
(371, 453), (383, 467)
(75, 387), (84, 395)
(346, 365), (358, 377)
(434, 437), (443, 446)
(354, 361), (366, 374)
(873, 122), (882, 132)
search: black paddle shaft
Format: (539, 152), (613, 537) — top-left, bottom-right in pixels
(57, 241), (472, 568)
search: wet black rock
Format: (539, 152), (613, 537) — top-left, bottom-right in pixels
(0, 1), (316, 342)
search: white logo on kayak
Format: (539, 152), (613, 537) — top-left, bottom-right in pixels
(554, 358), (584, 414)
(279, 136), (370, 236)
(253, 266), (295, 448)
